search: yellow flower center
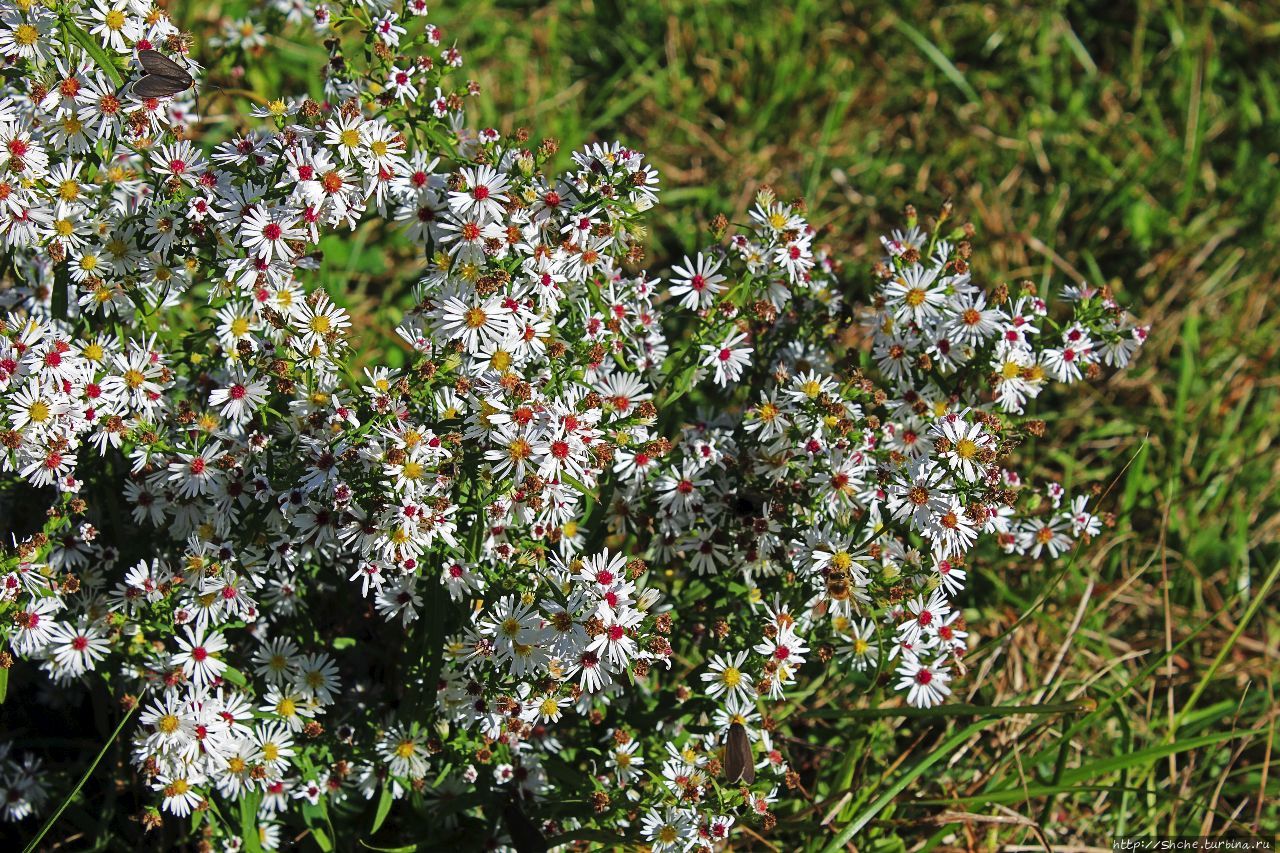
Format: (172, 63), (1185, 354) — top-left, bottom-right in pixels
(123, 368), (145, 389)
(956, 438), (978, 459)
(720, 666), (741, 688)
(27, 400), (49, 422)
(395, 740), (417, 759)
(262, 742), (280, 761)
(276, 698), (297, 718)
(339, 128), (361, 148)
(158, 713), (180, 734)
(14, 24), (37, 47)
(104, 9), (125, 30)
(309, 315), (332, 334)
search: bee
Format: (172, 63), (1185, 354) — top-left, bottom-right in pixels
(723, 722), (756, 785)
(825, 565), (852, 601)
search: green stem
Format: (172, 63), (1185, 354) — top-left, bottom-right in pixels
(24, 700), (139, 853)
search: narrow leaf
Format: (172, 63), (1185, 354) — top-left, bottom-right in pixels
(370, 784), (393, 834)
(59, 17), (125, 88)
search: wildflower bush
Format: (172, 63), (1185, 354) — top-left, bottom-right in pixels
(0, 1), (1149, 849)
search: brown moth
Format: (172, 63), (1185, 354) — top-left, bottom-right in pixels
(724, 721), (756, 784)
(133, 50), (194, 99)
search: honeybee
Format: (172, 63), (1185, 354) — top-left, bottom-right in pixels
(825, 565), (852, 601)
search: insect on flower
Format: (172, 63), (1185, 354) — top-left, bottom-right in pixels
(132, 50), (195, 99)
(723, 722), (756, 785)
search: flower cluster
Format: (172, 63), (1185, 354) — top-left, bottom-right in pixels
(0, 0), (1146, 849)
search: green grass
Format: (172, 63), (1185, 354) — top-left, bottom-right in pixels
(415, 0), (1280, 844)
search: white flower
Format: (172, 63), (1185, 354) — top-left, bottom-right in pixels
(172, 626), (229, 686)
(894, 655), (952, 708)
(669, 253), (725, 310)
(701, 331), (753, 387)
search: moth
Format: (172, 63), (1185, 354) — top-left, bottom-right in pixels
(724, 721), (756, 785)
(132, 49), (194, 99)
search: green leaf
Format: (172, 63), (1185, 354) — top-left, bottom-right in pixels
(52, 262), (69, 322)
(57, 16), (125, 89)
(359, 842), (418, 853)
(301, 803), (335, 852)
(221, 665), (247, 687)
(559, 470), (595, 498)
(370, 784), (393, 834)
(0, 667), (8, 704)
(239, 791), (264, 853)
